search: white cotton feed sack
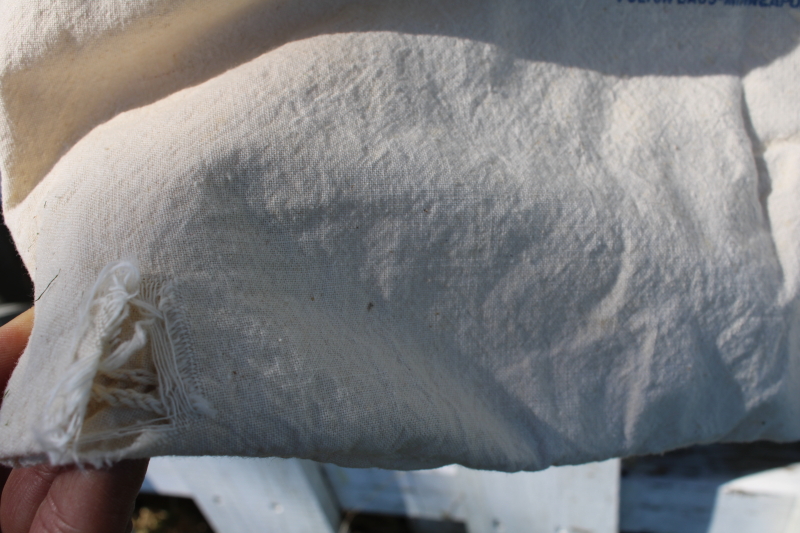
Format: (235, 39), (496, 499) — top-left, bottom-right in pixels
(0, 0), (799, 470)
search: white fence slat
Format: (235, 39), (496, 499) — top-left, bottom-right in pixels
(143, 456), (196, 498)
(142, 445), (800, 533)
(146, 457), (339, 533)
(708, 463), (800, 533)
(464, 460), (620, 533)
(325, 459), (620, 533)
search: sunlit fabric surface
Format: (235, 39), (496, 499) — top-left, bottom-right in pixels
(0, 0), (798, 469)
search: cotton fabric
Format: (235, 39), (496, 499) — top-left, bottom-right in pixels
(0, 0), (799, 470)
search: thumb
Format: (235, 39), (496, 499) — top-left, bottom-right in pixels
(0, 307), (34, 393)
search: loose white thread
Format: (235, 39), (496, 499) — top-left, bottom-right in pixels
(90, 384), (166, 416)
(101, 368), (159, 386)
(35, 260), (210, 464)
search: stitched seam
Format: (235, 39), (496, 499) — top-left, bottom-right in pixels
(35, 259), (211, 465)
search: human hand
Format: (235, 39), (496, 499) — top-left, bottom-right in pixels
(0, 308), (149, 533)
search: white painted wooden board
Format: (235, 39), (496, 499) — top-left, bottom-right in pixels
(142, 456), (195, 499)
(617, 442), (800, 533)
(145, 458), (619, 533)
(140, 439), (800, 533)
(707, 463), (800, 533)
(324, 460), (620, 533)
(145, 457), (340, 533)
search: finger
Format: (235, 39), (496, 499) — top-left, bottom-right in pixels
(30, 459), (149, 533)
(0, 307), (33, 389)
(0, 307), (34, 512)
(0, 464), (62, 533)
(1, 458), (148, 533)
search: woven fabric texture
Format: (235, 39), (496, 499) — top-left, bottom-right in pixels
(0, 0), (799, 470)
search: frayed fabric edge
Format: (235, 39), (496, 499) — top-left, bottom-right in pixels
(33, 259), (213, 465)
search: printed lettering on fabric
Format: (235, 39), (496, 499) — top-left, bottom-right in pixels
(618, 0), (800, 7)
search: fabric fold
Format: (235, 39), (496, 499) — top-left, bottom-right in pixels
(1, 0), (798, 470)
